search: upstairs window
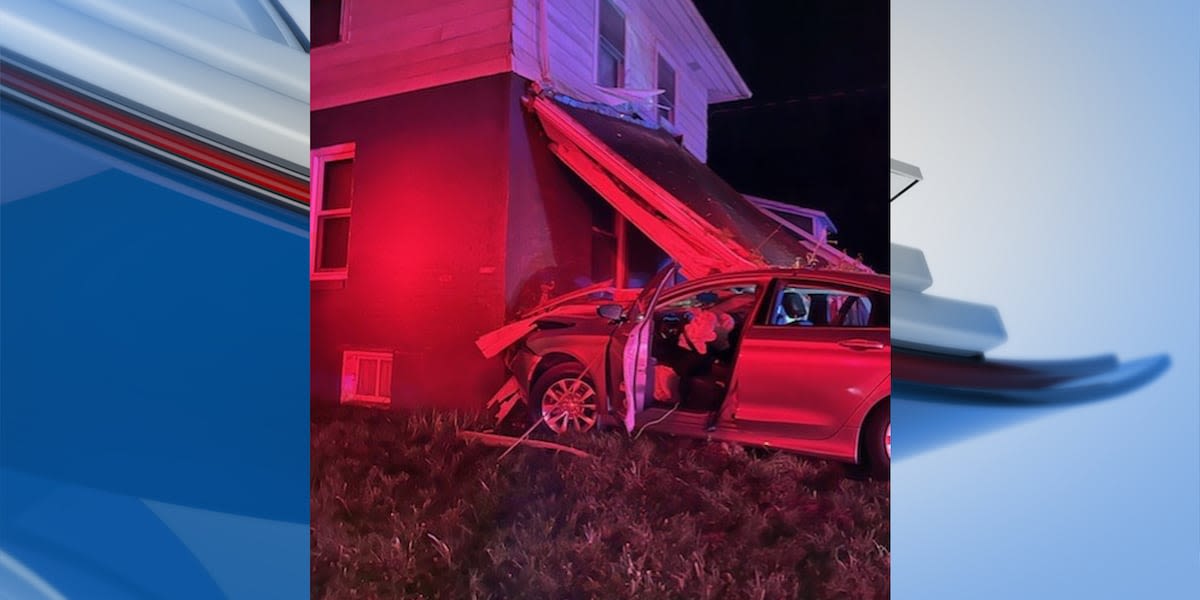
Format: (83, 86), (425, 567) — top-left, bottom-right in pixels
(312, 0), (345, 47)
(596, 0), (626, 87)
(657, 54), (677, 123)
(311, 143), (355, 279)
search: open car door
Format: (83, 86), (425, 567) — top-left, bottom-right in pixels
(606, 264), (679, 433)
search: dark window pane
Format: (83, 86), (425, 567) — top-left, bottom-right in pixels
(597, 50), (621, 87)
(625, 221), (670, 288)
(357, 358), (377, 396)
(322, 158), (354, 210)
(379, 359), (392, 398)
(312, 0), (343, 47)
(782, 213), (815, 234)
(591, 201), (616, 283)
(317, 216), (350, 270)
(657, 55), (676, 121)
(599, 0), (625, 52)
(868, 292), (889, 327)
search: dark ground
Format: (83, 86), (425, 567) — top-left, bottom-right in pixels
(311, 408), (889, 599)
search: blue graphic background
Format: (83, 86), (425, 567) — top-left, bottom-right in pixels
(2, 1), (1197, 597)
(0, 102), (309, 598)
(892, 0), (1200, 597)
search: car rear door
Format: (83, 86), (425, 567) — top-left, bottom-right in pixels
(730, 279), (890, 439)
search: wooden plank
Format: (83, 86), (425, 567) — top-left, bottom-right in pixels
(457, 430), (594, 459)
(475, 318), (536, 359)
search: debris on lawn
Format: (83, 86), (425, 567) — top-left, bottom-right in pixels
(457, 430), (593, 459)
(312, 409), (891, 599)
(485, 376), (523, 424)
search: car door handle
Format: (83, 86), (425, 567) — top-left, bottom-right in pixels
(839, 339), (885, 351)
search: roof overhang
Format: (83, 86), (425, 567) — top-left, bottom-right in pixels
(640, 0), (752, 103)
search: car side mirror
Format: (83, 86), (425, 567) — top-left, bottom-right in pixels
(597, 303), (625, 322)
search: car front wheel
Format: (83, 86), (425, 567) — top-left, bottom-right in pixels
(530, 363), (598, 435)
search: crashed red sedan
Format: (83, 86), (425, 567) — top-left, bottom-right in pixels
(498, 265), (891, 478)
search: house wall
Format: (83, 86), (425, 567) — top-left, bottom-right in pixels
(311, 72), (611, 411)
(311, 74), (514, 411)
(311, 0), (737, 160)
(511, 0), (712, 160)
(505, 75), (614, 317)
(311, 0), (513, 110)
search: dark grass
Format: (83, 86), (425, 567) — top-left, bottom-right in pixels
(311, 407), (889, 599)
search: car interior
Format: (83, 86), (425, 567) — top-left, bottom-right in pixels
(768, 285), (886, 328)
(647, 284), (760, 412)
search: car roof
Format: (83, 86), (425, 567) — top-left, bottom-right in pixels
(692, 268), (890, 292)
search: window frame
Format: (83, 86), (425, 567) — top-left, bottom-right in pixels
(653, 281), (762, 319)
(595, 0), (627, 88)
(656, 52), (677, 124)
(757, 280), (888, 329)
(340, 349), (393, 407)
(311, 0), (351, 48)
(310, 142), (356, 280)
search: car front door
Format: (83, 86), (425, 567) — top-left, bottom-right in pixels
(730, 280), (890, 439)
(606, 263), (679, 433)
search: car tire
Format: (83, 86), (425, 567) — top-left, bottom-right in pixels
(863, 400), (890, 480)
(529, 363), (599, 435)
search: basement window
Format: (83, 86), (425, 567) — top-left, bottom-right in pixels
(311, 143), (355, 280)
(596, 0), (626, 87)
(341, 350), (393, 406)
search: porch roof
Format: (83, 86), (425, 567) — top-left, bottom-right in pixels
(529, 91), (828, 279)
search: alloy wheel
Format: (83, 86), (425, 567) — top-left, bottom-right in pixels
(541, 378), (597, 434)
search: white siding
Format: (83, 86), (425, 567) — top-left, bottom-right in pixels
(512, 0), (720, 161)
(312, 0), (513, 110)
(312, 0), (745, 159)
(674, 64), (709, 161)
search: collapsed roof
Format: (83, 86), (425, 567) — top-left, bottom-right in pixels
(529, 89), (837, 279)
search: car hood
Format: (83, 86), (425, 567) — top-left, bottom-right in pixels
(525, 306), (618, 342)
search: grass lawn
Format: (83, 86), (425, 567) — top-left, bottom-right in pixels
(311, 408), (889, 599)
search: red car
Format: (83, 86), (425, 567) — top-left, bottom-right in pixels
(506, 265), (891, 477)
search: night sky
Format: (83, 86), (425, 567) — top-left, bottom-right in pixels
(694, 1), (890, 272)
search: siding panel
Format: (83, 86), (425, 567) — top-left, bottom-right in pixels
(510, 0), (719, 160)
(312, 0), (513, 109)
